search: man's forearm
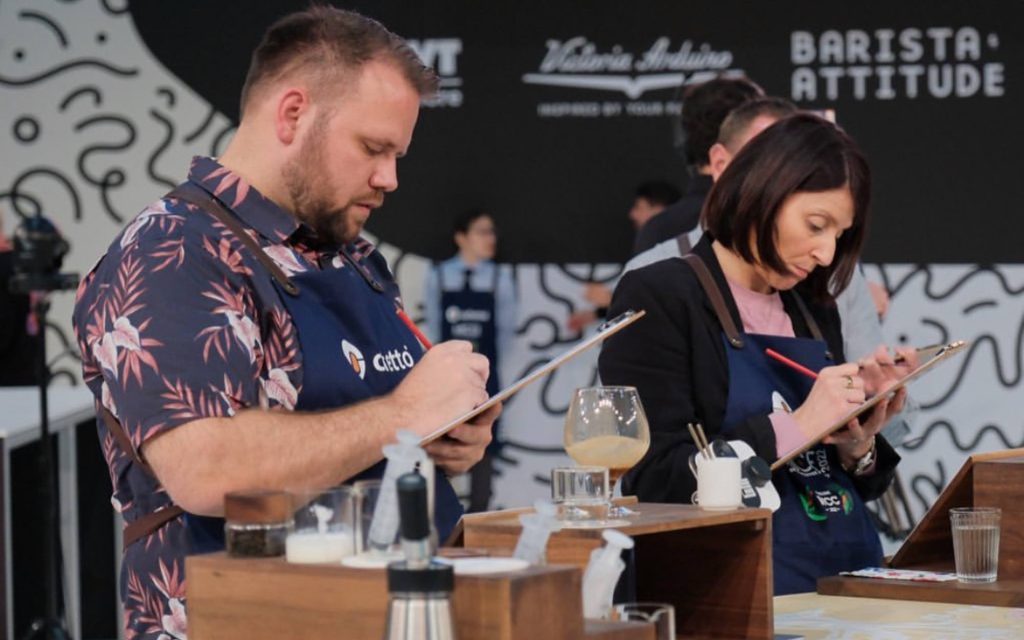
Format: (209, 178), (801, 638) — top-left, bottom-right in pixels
(143, 394), (410, 516)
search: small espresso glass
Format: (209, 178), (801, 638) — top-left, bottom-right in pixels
(950, 507), (1001, 583)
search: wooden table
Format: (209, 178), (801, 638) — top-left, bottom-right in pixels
(774, 592), (1024, 639)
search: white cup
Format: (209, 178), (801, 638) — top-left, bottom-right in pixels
(694, 457), (742, 510)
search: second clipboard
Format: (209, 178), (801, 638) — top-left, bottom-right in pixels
(419, 309), (646, 445)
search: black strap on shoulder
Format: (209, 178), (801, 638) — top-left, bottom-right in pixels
(787, 288), (833, 360)
(167, 185), (300, 296)
(681, 254), (744, 349)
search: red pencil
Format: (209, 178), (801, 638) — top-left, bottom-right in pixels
(765, 348), (818, 380)
(395, 306), (433, 350)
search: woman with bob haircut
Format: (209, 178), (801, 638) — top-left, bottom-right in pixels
(599, 113), (917, 594)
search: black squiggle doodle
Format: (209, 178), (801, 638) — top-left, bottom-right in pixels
(157, 86), (176, 109)
(916, 325), (1024, 408)
(101, 0), (130, 15)
(903, 419), (1024, 453)
(59, 85), (103, 112)
(18, 10), (69, 48)
(910, 461), (946, 521)
(184, 106), (217, 144)
(888, 265), (1024, 300)
(0, 190), (43, 218)
(539, 267), (579, 318)
(963, 300), (997, 314)
(147, 110), (180, 189)
(0, 59), (138, 86)
(74, 114), (137, 223)
(519, 315), (576, 350)
(13, 116), (40, 143)
(539, 359), (600, 415)
(8, 168), (83, 221)
(210, 121), (237, 157)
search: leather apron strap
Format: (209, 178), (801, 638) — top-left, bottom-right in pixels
(168, 185), (300, 296)
(682, 254), (744, 348)
(99, 407), (185, 551)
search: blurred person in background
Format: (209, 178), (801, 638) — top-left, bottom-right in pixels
(424, 208), (516, 511)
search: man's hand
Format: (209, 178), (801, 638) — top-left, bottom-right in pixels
(424, 403), (501, 474)
(583, 283), (613, 308)
(390, 340), (490, 437)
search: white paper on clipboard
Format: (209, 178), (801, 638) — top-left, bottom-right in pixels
(419, 309), (646, 445)
(772, 339), (969, 470)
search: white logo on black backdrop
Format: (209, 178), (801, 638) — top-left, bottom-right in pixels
(407, 38), (463, 108)
(523, 36), (742, 118)
(791, 27), (1006, 101)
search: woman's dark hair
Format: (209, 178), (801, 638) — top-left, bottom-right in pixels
(702, 113), (871, 301)
(452, 208), (491, 235)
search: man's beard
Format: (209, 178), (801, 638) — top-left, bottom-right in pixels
(283, 116), (351, 247)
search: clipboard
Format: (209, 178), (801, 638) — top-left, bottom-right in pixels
(772, 339), (969, 470)
(419, 309), (646, 445)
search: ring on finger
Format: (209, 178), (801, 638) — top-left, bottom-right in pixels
(843, 375), (854, 389)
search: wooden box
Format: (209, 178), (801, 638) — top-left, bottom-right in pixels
(187, 552), (652, 639)
(818, 448), (1024, 606)
(459, 503), (774, 639)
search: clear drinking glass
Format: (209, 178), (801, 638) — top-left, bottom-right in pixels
(564, 386), (651, 518)
(286, 486), (357, 564)
(352, 479), (390, 553)
(551, 465), (611, 526)
(611, 602), (675, 640)
(950, 507), (1001, 583)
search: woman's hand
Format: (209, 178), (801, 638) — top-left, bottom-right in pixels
(791, 363), (865, 440)
(855, 345), (919, 396)
(825, 386), (907, 467)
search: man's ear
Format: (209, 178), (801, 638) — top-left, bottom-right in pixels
(275, 88), (312, 145)
(708, 142), (732, 182)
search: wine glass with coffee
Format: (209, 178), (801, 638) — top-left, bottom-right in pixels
(563, 386), (651, 518)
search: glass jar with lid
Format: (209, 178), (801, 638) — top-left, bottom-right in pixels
(224, 489), (293, 558)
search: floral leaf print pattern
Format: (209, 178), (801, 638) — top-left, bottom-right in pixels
(204, 164), (251, 209)
(196, 279), (261, 365)
(73, 157), (318, 639)
(161, 377), (229, 423)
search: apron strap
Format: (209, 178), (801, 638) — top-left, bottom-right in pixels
(675, 232), (692, 256)
(681, 254), (744, 348)
(100, 406), (186, 550)
(787, 289), (833, 360)
(167, 185), (300, 297)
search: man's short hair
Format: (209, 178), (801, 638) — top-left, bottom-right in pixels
(452, 208), (491, 235)
(239, 6), (439, 117)
(717, 97), (798, 151)
(634, 181), (682, 208)
(678, 76), (763, 168)
(702, 114), (871, 302)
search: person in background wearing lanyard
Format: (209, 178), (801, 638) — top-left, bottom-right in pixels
(423, 208), (516, 511)
(600, 114), (919, 595)
(72, 8), (498, 638)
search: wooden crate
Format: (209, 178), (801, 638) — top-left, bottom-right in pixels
(818, 448), (1024, 606)
(461, 503), (774, 639)
(187, 552), (652, 639)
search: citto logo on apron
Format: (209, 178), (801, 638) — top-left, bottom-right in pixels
(341, 340), (367, 380)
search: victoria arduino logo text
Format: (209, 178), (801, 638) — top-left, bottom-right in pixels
(524, 36), (741, 118)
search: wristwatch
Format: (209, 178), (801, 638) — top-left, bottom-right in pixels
(847, 437), (877, 476)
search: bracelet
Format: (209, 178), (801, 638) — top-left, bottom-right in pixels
(845, 437), (877, 476)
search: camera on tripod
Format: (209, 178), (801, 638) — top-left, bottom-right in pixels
(9, 215), (79, 294)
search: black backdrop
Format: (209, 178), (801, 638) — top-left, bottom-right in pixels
(131, 1), (1021, 264)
